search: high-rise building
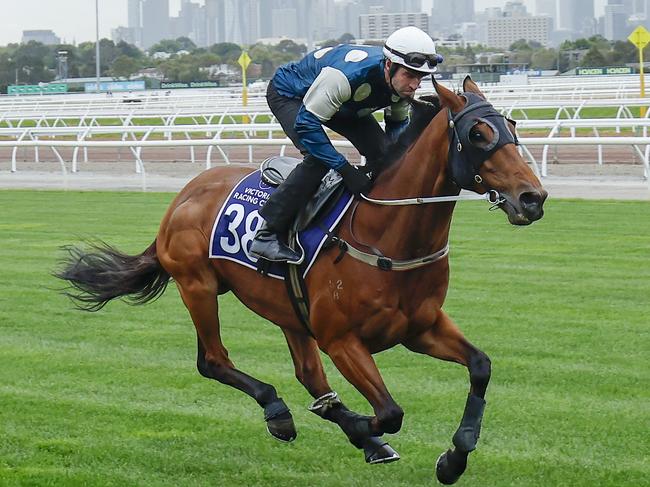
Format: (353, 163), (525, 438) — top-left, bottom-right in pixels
(335, 0), (365, 38)
(534, 0), (556, 32)
(172, 1), (205, 45)
(535, 0), (556, 16)
(21, 30), (60, 45)
(112, 26), (141, 46)
(558, 0), (595, 34)
(128, 0), (142, 29)
(487, 14), (553, 48)
(205, 0), (225, 46)
(142, 0), (170, 48)
(431, 0), (474, 35)
(311, 0), (337, 41)
(359, 11), (429, 39)
(272, 8), (299, 39)
(204, 0), (261, 45)
(627, 0), (650, 29)
(503, 1), (528, 17)
(604, 2), (629, 39)
(382, 0), (422, 12)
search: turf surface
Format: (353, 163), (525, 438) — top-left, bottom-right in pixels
(0, 190), (648, 486)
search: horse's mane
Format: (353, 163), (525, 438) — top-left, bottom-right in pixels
(374, 95), (443, 177)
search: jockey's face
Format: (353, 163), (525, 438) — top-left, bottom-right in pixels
(385, 61), (426, 99)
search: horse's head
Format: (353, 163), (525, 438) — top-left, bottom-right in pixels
(434, 76), (547, 225)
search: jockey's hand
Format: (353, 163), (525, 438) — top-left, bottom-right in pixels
(337, 162), (373, 195)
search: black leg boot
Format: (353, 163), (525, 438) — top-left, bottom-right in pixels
(250, 157), (328, 263)
(250, 221), (303, 263)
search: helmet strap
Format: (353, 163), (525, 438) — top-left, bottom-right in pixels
(387, 61), (401, 98)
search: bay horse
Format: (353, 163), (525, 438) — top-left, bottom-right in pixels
(56, 77), (547, 484)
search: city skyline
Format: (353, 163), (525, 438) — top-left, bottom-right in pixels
(0, 0), (613, 47)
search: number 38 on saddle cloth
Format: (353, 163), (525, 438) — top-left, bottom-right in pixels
(209, 167), (354, 280)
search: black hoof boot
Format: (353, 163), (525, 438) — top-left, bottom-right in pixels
(264, 398), (297, 443)
(363, 437), (400, 464)
(266, 415), (297, 443)
(435, 449), (467, 485)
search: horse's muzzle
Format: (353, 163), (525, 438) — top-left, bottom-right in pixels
(502, 189), (548, 225)
(519, 190), (547, 223)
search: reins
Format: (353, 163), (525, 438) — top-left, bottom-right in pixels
(331, 190), (504, 272)
(332, 97), (511, 272)
(360, 189), (503, 207)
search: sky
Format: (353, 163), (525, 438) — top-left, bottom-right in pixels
(0, 0), (608, 47)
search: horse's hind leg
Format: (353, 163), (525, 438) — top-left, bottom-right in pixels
(404, 310), (491, 485)
(173, 268), (297, 442)
(282, 329), (400, 464)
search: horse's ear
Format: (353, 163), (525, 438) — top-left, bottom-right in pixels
(462, 75), (486, 100)
(433, 76), (464, 112)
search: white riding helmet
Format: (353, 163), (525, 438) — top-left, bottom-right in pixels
(383, 26), (442, 74)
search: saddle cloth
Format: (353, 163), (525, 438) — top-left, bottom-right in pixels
(209, 169), (354, 280)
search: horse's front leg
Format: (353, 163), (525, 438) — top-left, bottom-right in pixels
(404, 310), (491, 485)
(319, 333), (405, 449)
(282, 329), (400, 464)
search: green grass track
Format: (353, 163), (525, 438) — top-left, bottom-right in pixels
(0, 190), (648, 486)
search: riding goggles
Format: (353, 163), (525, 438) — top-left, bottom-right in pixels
(384, 45), (444, 69)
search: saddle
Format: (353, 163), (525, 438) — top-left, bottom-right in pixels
(260, 156), (346, 232)
(259, 156), (351, 334)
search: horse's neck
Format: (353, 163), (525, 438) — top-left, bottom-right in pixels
(354, 113), (457, 259)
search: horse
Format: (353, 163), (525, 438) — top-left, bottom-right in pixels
(56, 77), (547, 485)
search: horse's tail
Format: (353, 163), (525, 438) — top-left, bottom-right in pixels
(54, 240), (170, 312)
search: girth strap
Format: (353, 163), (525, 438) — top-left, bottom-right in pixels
(283, 229), (314, 336)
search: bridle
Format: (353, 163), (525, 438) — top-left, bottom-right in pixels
(336, 92), (519, 271)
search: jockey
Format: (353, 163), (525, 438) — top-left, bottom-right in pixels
(250, 26), (442, 263)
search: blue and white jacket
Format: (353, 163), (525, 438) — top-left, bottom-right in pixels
(273, 44), (410, 170)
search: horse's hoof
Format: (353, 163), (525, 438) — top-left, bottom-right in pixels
(266, 416), (297, 443)
(435, 449), (467, 485)
(363, 437), (400, 464)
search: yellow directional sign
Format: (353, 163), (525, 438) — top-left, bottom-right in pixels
(628, 25), (650, 49)
(628, 26), (650, 116)
(238, 51), (251, 71)
(238, 50), (251, 118)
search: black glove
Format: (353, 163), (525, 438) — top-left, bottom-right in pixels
(337, 163), (372, 195)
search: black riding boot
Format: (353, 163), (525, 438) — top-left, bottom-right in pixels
(250, 157), (328, 263)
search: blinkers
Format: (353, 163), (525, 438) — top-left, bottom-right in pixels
(447, 92), (519, 190)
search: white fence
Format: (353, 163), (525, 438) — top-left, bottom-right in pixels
(3, 118), (650, 178)
(3, 135), (649, 183)
(2, 76), (650, 192)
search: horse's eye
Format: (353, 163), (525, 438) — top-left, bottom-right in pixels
(470, 129), (483, 141)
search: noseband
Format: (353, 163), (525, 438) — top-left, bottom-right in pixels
(447, 92), (518, 190)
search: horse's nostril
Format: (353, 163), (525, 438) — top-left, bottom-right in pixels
(519, 191), (544, 220)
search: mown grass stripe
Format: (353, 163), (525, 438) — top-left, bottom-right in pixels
(0, 190), (648, 486)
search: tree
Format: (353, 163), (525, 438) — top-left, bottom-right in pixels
(249, 43), (276, 78)
(150, 36), (197, 54)
(464, 45), (476, 63)
(10, 41), (54, 84)
(608, 40), (638, 65)
(150, 39), (183, 54)
(531, 48), (559, 70)
(209, 42), (242, 63)
(509, 39), (532, 51)
(176, 36), (197, 52)
(115, 41), (142, 60)
(338, 33), (355, 44)
(110, 55), (140, 79)
(276, 39), (306, 57)
(581, 46), (607, 67)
